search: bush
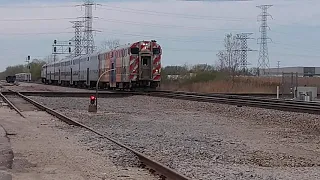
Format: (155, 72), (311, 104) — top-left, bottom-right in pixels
(183, 71), (227, 84)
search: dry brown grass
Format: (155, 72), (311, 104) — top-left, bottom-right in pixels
(161, 76), (320, 94)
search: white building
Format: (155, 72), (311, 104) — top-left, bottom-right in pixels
(260, 66), (320, 77)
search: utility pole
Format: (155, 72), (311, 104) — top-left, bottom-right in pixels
(25, 55), (31, 82)
(257, 5), (273, 76)
(78, 0), (100, 55)
(236, 33), (255, 74)
(277, 60), (280, 75)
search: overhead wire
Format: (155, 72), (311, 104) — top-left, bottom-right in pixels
(99, 4), (255, 21)
(98, 6), (252, 22)
(0, 32), (74, 36)
(0, 3), (313, 28)
(0, 3), (254, 21)
(96, 28), (224, 42)
(97, 18), (250, 32)
(0, 17), (79, 22)
(0, 16), (251, 34)
(0, 4), (76, 8)
(0, 3), (318, 58)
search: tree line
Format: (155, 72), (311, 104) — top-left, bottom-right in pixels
(0, 59), (46, 81)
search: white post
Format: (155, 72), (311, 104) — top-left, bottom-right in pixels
(276, 86), (279, 99)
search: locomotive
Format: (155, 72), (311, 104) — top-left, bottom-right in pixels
(41, 40), (162, 90)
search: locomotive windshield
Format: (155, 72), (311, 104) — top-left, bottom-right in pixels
(153, 48), (160, 55)
(131, 47), (139, 54)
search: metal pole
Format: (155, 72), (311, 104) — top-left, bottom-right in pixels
(276, 86), (279, 99)
(26, 55), (31, 82)
(95, 69), (115, 110)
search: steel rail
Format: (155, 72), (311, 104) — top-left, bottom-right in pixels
(13, 90), (190, 180)
(152, 90), (320, 107)
(2, 91), (143, 98)
(148, 91), (320, 115)
(0, 92), (25, 118)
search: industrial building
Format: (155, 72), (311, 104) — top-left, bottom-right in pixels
(261, 66), (320, 77)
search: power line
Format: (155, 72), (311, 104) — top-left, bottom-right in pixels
(0, 16), (252, 33)
(0, 4), (76, 8)
(0, 3), (313, 29)
(2, 28), (319, 54)
(0, 17), (79, 22)
(1, 29), (319, 54)
(96, 29), (224, 43)
(0, 32), (74, 36)
(0, 4), (256, 22)
(97, 28), (222, 40)
(97, 18), (249, 32)
(0, 29), (222, 43)
(99, 4), (253, 21)
(99, 6), (253, 22)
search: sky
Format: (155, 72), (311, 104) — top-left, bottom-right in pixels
(0, 0), (320, 71)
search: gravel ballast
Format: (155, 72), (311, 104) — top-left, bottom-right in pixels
(3, 82), (95, 92)
(29, 95), (320, 180)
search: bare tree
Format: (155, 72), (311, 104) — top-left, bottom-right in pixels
(101, 39), (120, 50)
(216, 33), (241, 81)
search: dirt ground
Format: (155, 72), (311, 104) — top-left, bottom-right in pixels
(0, 106), (157, 180)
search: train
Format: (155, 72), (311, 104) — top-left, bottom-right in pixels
(15, 73), (32, 82)
(41, 40), (162, 90)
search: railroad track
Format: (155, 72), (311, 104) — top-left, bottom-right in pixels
(146, 90), (320, 115)
(1, 90), (143, 98)
(0, 89), (190, 180)
(0, 91), (38, 118)
(3, 87), (320, 114)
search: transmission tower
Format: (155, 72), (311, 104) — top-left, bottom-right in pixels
(236, 33), (254, 73)
(70, 20), (84, 57)
(257, 5), (273, 76)
(79, 0), (99, 55)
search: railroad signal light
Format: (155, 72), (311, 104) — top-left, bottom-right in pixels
(90, 95), (96, 105)
(88, 95), (97, 112)
(27, 55), (30, 60)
